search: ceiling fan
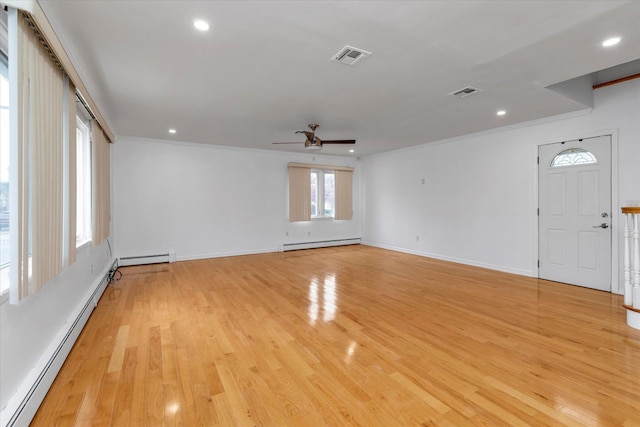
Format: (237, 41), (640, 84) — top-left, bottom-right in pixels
(273, 124), (356, 151)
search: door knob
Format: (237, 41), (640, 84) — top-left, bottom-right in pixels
(592, 223), (609, 229)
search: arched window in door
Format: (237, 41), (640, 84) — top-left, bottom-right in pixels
(550, 148), (597, 167)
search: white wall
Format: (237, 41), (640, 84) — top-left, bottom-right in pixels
(362, 78), (640, 288)
(112, 138), (361, 262)
(0, 241), (113, 419)
(0, 76), (635, 427)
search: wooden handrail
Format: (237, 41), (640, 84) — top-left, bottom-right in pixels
(621, 207), (640, 214)
(593, 73), (640, 90)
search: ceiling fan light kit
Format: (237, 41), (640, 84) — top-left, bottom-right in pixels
(304, 140), (323, 151)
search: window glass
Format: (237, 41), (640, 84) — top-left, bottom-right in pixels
(550, 148), (597, 167)
(1, 9), (10, 294)
(310, 171), (318, 217)
(311, 169), (335, 219)
(324, 171), (334, 217)
(76, 114), (91, 246)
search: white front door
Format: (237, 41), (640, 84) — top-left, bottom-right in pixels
(538, 135), (611, 291)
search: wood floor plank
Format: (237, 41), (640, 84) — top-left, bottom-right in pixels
(32, 245), (640, 426)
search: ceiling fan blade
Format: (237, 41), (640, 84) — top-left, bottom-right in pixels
(279, 125), (353, 148)
(321, 139), (356, 144)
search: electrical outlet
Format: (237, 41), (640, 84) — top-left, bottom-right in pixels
(416, 235), (420, 241)
(421, 178), (425, 185)
(308, 231), (311, 236)
(285, 231), (289, 236)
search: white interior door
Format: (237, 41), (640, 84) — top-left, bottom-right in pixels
(538, 135), (611, 291)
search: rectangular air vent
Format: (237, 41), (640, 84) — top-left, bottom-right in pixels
(449, 86), (482, 98)
(331, 45), (372, 66)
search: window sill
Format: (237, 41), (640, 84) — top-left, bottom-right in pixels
(0, 239), (91, 305)
(311, 216), (335, 221)
(0, 264), (8, 304)
(76, 240), (91, 253)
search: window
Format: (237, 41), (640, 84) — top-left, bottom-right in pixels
(3, 8), (111, 303)
(288, 162), (353, 222)
(550, 148), (597, 167)
(311, 169), (335, 218)
(1, 9), (9, 295)
(76, 114), (91, 247)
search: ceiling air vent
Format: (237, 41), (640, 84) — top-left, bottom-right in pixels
(331, 45), (372, 66)
(449, 86), (482, 98)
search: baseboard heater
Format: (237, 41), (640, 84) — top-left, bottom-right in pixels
(119, 252), (176, 267)
(4, 259), (117, 427)
(282, 238), (361, 252)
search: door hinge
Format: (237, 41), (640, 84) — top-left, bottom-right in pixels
(537, 260), (540, 268)
(537, 156), (539, 164)
(537, 208), (539, 216)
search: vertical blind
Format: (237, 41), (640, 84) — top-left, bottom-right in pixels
(334, 169), (353, 220)
(288, 164), (311, 222)
(9, 10), (112, 303)
(12, 11), (65, 301)
(287, 162), (354, 222)
(91, 120), (110, 245)
(67, 81), (77, 265)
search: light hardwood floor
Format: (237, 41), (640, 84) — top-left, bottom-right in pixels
(32, 245), (640, 426)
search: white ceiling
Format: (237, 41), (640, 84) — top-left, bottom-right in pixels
(40, 0), (640, 157)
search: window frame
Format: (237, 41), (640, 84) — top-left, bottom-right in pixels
(75, 112), (92, 249)
(310, 169), (335, 220)
(287, 162), (353, 223)
(550, 148), (598, 168)
(0, 9), (10, 299)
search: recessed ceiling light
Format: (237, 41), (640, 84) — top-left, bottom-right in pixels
(168, 129), (177, 134)
(193, 20), (210, 31)
(349, 149), (355, 153)
(496, 110), (506, 116)
(602, 37), (621, 47)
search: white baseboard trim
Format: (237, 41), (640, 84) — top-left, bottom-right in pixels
(361, 241), (534, 278)
(118, 252), (175, 266)
(282, 238), (361, 252)
(175, 247), (279, 262)
(119, 242), (363, 265)
(122, 241), (363, 265)
(1, 259), (117, 427)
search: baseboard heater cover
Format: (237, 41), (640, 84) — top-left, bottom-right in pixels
(119, 251), (176, 266)
(282, 238), (361, 252)
(3, 259), (117, 427)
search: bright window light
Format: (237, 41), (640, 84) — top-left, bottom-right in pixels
(76, 116), (92, 247)
(1, 34), (9, 295)
(311, 169), (335, 219)
(496, 110), (506, 116)
(168, 128), (176, 134)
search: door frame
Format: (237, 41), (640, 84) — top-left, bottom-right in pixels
(532, 129), (620, 293)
